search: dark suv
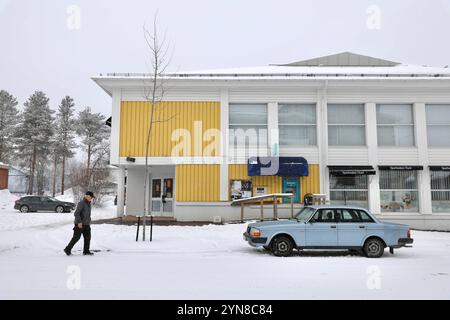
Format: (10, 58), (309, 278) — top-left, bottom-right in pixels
(14, 196), (76, 213)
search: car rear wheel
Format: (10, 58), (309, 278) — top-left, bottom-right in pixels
(20, 205), (29, 213)
(55, 205), (64, 213)
(271, 236), (294, 257)
(363, 238), (385, 258)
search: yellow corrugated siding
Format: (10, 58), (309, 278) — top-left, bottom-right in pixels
(229, 164), (320, 202)
(228, 164), (282, 199)
(300, 164), (320, 200)
(120, 101), (221, 157)
(176, 164), (220, 202)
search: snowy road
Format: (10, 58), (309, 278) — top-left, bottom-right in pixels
(1, 206), (450, 299)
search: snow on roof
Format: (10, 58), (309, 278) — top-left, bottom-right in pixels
(96, 52), (450, 80)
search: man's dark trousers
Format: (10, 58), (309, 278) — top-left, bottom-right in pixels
(66, 224), (91, 253)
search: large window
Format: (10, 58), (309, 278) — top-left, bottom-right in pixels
(430, 170), (450, 212)
(278, 104), (316, 146)
(377, 104), (415, 146)
(328, 104), (365, 146)
(229, 104), (268, 149)
(329, 175), (368, 208)
(426, 104), (450, 147)
(379, 170), (419, 212)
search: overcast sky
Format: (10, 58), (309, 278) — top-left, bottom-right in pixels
(1, 0), (450, 116)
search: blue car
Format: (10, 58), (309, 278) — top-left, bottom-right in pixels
(243, 205), (413, 258)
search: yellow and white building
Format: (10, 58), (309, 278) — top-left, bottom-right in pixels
(93, 52), (450, 230)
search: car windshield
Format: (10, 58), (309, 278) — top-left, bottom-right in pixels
(47, 197), (58, 202)
(294, 207), (316, 221)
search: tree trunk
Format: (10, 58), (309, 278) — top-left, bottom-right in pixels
(28, 146), (36, 194)
(61, 154), (66, 195)
(87, 144), (91, 189)
(52, 155), (57, 197)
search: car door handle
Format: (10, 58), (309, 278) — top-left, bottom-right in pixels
(359, 226), (365, 229)
(330, 226), (337, 229)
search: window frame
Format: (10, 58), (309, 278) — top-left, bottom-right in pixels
(278, 103), (317, 147)
(228, 103), (268, 149)
(376, 104), (415, 147)
(426, 104), (450, 147)
(327, 103), (366, 146)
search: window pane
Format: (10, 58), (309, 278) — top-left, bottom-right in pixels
(229, 125), (268, 147)
(279, 125), (316, 146)
(427, 125), (450, 146)
(330, 175), (368, 208)
(380, 191), (418, 212)
(328, 125), (365, 145)
(229, 104), (267, 125)
(376, 104), (413, 124)
(379, 170), (418, 190)
(328, 104), (365, 124)
(431, 171), (450, 190)
(377, 125), (414, 146)
(330, 191), (368, 208)
(330, 175), (368, 189)
(279, 104), (316, 124)
(426, 105), (450, 125)
(431, 191), (450, 212)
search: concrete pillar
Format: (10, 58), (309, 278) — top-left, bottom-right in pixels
(317, 83), (329, 198)
(414, 102), (432, 214)
(116, 166), (125, 217)
(365, 103), (381, 214)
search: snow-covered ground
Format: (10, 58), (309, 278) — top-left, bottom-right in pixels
(1, 190), (450, 299)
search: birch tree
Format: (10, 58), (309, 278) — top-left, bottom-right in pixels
(140, 14), (173, 241)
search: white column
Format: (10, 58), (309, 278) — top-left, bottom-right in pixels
(268, 102), (279, 156)
(110, 89), (121, 165)
(116, 166), (125, 217)
(414, 102), (432, 214)
(366, 103), (381, 214)
(219, 89), (229, 201)
(317, 84), (329, 198)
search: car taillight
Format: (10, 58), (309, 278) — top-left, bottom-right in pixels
(407, 229), (411, 238)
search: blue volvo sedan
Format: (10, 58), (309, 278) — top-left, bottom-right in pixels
(243, 205), (413, 258)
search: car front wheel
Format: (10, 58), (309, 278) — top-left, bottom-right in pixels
(55, 205), (64, 213)
(20, 205), (29, 213)
(271, 236), (294, 257)
(363, 238), (385, 258)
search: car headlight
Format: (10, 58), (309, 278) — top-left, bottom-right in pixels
(249, 228), (261, 237)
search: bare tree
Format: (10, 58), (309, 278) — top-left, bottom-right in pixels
(141, 13), (173, 241)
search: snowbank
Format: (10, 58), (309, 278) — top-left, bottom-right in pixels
(0, 189), (19, 211)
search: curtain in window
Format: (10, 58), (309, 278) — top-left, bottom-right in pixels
(379, 170), (418, 212)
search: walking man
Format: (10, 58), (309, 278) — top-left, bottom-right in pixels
(64, 191), (95, 256)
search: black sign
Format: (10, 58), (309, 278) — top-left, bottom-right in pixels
(328, 166), (375, 176)
(378, 166), (423, 171)
(429, 166), (450, 171)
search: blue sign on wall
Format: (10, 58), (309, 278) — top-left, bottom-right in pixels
(248, 157), (309, 177)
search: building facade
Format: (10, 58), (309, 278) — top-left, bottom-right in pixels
(94, 52), (450, 230)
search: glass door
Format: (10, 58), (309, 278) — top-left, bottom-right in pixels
(151, 178), (174, 216)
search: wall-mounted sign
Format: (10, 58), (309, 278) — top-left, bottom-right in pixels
(230, 180), (253, 200)
(378, 166), (423, 171)
(256, 187), (268, 196)
(429, 166), (450, 171)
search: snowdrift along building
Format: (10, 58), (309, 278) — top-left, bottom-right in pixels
(93, 52), (450, 230)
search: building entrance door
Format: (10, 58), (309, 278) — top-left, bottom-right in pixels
(151, 178), (174, 216)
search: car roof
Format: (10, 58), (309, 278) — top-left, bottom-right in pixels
(306, 205), (369, 211)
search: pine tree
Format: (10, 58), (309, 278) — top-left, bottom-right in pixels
(0, 90), (20, 163)
(54, 96), (77, 195)
(16, 91), (55, 194)
(76, 107), (110, 189)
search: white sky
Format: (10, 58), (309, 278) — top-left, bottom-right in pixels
(1, 0), (450, 116)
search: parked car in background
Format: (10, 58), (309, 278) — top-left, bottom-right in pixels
(14, 196), (75, 213)
(243, 205), (413, 258)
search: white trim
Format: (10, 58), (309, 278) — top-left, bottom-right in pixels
(220, 89), (229, 201)
(119, 157), (223, 165)
(116, 166), (125, 217)
(268, 102), (279, 155)
(110, 89), (121, 165)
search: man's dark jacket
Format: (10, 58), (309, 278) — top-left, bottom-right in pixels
(74, 199), (92, 225)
